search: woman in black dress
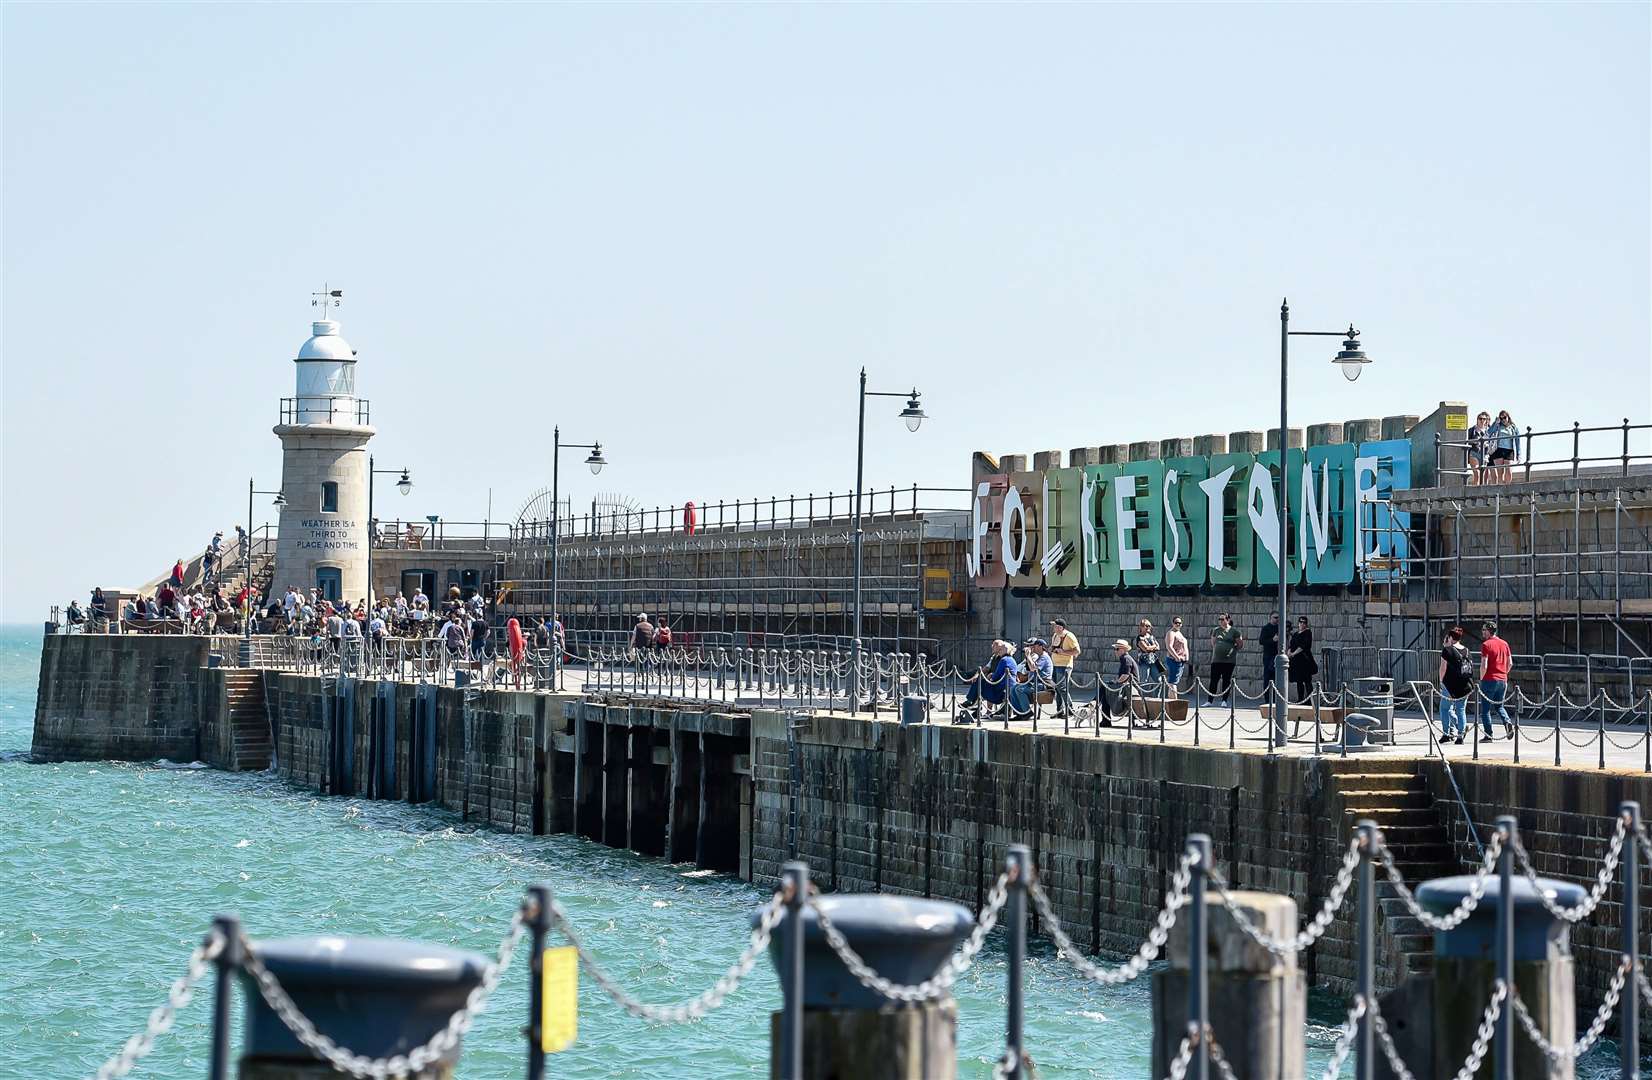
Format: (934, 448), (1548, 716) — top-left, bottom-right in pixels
(1287, 616), (1318, 706)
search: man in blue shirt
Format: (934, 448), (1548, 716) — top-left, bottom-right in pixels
(957, 640), (1018, 722)
(1012, 639), (1053, 717)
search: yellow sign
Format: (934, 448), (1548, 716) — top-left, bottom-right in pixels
(540, 947), (578, 1053)
(1445, 413), (1468, 430)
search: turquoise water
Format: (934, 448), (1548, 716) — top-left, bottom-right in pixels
(0, 627), (1627, 1078)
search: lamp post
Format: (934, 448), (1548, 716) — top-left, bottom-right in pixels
(1275, 300), (1370, 748)
(851, 369), (927, 713)
(550, 427), (607, 690)
(366, 456), (412, 612)
(242, 480), (286, 653)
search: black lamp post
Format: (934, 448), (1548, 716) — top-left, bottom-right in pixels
(366, 456), (412, 611)
(1275, 300), (1370, 749)
(851, 369), (926, 712)
(242, 480), (285, 647)
(550, 427), (607, 690)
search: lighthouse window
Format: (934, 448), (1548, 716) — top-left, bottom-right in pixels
(320, 482), (339, 513)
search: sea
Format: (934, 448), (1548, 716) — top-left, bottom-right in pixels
(0, 625), (1632, 1078)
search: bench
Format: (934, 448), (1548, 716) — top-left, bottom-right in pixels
(1259, 703), (1346, 725)
(1129, 696), (1190, 723)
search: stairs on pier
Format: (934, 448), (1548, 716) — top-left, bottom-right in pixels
(223, 670), (273, 771)
(1328, 761), (1455, 986)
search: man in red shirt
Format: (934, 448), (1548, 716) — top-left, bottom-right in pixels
(1478, 621), (1515, 740)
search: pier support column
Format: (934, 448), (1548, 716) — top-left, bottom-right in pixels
(667, 719), (702, 864)
(572, 704), (603, 841)
(602, 713), (629, 848)
(1152, 890), (1306, 1079)
(763, 894), (972, 1080)
(627, 712), (667, 856)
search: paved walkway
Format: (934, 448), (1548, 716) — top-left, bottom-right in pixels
(548, 666), (1652, 773)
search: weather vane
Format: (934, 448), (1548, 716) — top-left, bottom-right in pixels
(311, 283), (343, 314)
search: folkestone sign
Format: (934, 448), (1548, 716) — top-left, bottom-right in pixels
(967, 439), (1411, 591)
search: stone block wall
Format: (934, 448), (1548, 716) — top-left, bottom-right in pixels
(31, 634), (211, 762)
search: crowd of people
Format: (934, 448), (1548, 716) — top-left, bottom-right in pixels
(955, 612), (1324, 726)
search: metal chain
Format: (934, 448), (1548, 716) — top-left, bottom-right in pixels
(1512, 813), (1627, 923)
(1638, 961), (1652, 1004)
(1377, 830), (1503, 931)
(240, 909), (525, 1079)
(1372, 979), (1505, 1080)
(91, 930), (225, 1080)
(1208, 837), (1362, 956)
(554, 891), (785, 1022)
(1205, 1025), (1239, 1080)
(1162, 1029), (1197, 1080)
(1316, 996), (1369, 1080)
(989, 1046), (1038, 1080)
(811, 872), (1010, 1002)
(1027, 853), (1194, 985)
(1510, 956), (1629, 1065)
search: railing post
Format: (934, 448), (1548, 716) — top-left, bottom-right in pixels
(1623, 417), (1633, 477)
(525, 884), (552, 1080)
(1006, 845), (1030, 1080)
(1622, 801), (1641, 1080)
(208, 913), (241, 1080)
(779, 862), (808, 1080)
(1356, 821), (1376, 1080)
(1494, 815), (1516, 1080)
(1187, 833), (1212, 1080)
(1571, 420), (1581, 478)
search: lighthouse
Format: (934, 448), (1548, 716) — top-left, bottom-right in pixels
(270, 304), (375, 605)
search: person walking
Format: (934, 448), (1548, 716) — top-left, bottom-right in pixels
(1287, 616), (1317, 705)
(631, 613), (655, 653)
(1477, 620), (1515, 740)
(1163, 616), (1189, 699)
(1048, 618), (1081, 718)
(507, 617), (527, 689)
(1206, 614), (1242, 705)
(1438, 626), (1472, 744)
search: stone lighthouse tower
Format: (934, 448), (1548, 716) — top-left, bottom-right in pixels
(271, 306), (374, 604)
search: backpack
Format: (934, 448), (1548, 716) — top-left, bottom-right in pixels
(1443, 644), (1472, 690)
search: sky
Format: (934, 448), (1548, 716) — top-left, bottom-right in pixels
(3, 2), (1648, 619)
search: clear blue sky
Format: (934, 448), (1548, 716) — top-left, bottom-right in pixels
(3, 3), (1647, 619)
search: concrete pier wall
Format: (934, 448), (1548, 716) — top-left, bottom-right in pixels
(31, 634), (212, 762)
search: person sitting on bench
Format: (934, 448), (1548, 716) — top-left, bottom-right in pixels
(1096, 639), (1140, 727)
(957, 640), (1019, 722)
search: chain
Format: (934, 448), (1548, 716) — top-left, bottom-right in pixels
(1638, 819), (1652, 868)
(1510, 956), (1629, 1065)
(1316, 996), (1368, 1080)
(1209, 837), (1362, 956)
(91, 930), (225, 1080)
(989, 1046), (1038, 1080)
(555, 891), (785, 1022)
(1377, 830), (1502, 931)
(240, 909), (525, 1079)
(811, 872), (1010, 1002)
(1373, 979), (1505, 1080)
(1638, 961), (1652, 1004)
(1205, 1025), (1239, 1080)
(1162, 1029), (1196, 1080)
(1027, 854), (1193, 985)
(1513, 813), (1627, 923)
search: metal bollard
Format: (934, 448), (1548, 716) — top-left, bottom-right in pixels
(210, 914), (242, 1080)
(780, 863), (808, 1080)
(1006, 845), (1029, 1080)
(1414, 829), (1587, 1080)
(761, 892), (972, 1079)
(237, 936), (490, 1078)
(1356, 822), (1376, 1080)
(1188, 834), (1211, 1080)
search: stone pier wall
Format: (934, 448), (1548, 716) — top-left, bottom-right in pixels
(31, 634), (212, 762)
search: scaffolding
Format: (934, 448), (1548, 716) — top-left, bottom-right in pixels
(498, 485), (973, 657)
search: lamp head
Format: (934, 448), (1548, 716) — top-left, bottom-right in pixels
(899, 390), (926, 432)
(1332, 326), (1370, 382)
(272, 493), (287, 507)
(585, 443), (607, 475)
(397, 470), (413, 496)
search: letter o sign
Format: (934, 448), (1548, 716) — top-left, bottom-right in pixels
(1001, 485), (1028, 574)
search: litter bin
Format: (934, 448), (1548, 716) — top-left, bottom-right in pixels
(899, 694), (927, 726)
(1352, 676), (1394, 745)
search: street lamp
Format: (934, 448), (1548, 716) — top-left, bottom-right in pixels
(367, 456), (412, 611)
(851, 369), (927, 712)
(551, 427), (609, 690)
(243, 480), (285, 649)
(1275, 300), (1370, 748)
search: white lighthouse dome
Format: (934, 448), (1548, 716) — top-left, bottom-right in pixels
(297, 320), (356, 363)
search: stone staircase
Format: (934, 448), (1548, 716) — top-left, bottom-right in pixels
(1328, 760), (1455, 987)
(224, 670), (273, 771)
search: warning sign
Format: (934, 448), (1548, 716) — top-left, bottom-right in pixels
(1445, 414), (1468, 430)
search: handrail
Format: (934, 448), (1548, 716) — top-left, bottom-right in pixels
(1434, 417), (1650, 482)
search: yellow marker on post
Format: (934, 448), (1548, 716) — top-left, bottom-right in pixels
(540, 946), (578, 1053)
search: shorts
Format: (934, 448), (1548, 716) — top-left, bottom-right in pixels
(1489, 447), (1514, 464)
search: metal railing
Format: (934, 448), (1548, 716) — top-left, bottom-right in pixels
(89, 807), (1650, 1080)
(278, 396), (370, 426)
(1434, 418), (1651, 484)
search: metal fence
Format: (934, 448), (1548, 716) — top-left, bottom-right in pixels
(1434, 419), (1652, 483)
